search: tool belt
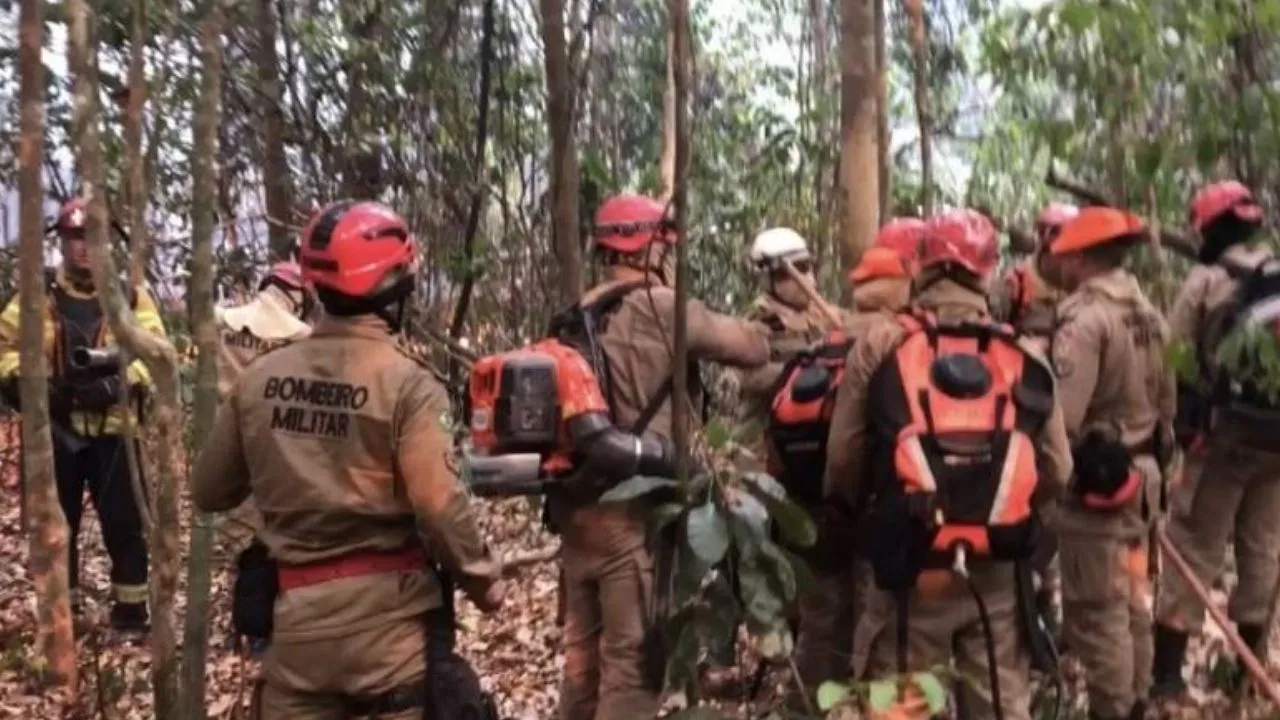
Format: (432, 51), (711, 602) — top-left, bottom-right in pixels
(277, 545), (427, 591)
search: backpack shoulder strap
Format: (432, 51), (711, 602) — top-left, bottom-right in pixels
(630, 375), (673, 435)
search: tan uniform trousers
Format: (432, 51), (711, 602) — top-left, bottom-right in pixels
(560, 540), (657, 720)
(795, 556), (870, 690)
(854, 569), (1031, 720)
(255, 612), (427, 719)
(1156, 434), (1280, 632)
(1059, 526), (1150, 718)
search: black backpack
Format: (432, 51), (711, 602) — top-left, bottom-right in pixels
(1200, 256), (1280, 411)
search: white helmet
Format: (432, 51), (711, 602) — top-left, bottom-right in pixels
(749, 227), (810, 270)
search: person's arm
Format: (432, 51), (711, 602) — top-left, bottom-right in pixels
(123, 285), (169, 388)
(1167, 270), (1210, 350)
(0, 293), (23, 381)
(190, 386), (252, 512)
(396, 371), (503, 611)
(1050, 309), (1105, 440)
(687, 297), (770, 369)
(823, 319), (900, 514)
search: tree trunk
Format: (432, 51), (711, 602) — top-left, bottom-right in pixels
(539, 0), (583, 304)
(256, 0), (295, 260)
(903, 0), (932, 215)
(839, 0), (879, 268)
(66, 1), (183, 715)
(667, 0), (690, 480)
(875, 0), (890, 219)
(181, 2), (225, 717)
(19, 0), (78, 696)
(123, 0), (149, 288)
(658, 20), (676, 201)
(340, 2), (385, 200)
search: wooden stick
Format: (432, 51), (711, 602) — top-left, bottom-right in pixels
(1157, 523), (1280, 707)
(780, 258), (844, 327)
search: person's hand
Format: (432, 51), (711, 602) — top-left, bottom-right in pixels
(471, 580), (506, 613)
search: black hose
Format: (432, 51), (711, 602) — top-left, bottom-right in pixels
(963, 574), (1004, 720)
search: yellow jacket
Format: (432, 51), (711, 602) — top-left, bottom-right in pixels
(0, 265), (168, 436)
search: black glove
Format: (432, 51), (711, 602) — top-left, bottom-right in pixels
(73, 375), (124, 412)
(1071, 431), (1134, 501)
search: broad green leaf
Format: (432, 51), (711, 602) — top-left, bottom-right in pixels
(726, 485), (769, 535)
(742, 471), (788, 500)
(598, 476), (678, 504)
(686, 498), (730, 566)
(666, 617), (701, 698)
(742, 480), (817, 548)
(817, 681), (851, 711)
(738, 561), (784, 627)
(758, 539), (798, 602)
(912, 672), (948, 713)
(779, 546), (817, 596)
(868, 679), (899, 712)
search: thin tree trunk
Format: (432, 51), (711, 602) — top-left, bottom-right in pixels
(66, 1), (182, 715)
(875, 0), (890, 219)
(658, 20), (676, 201)
(839, 0), (879, 269)
(255, 0), (295, 260)
(539, 0), (583, 304)
(181, 2), (225, 717)
(667, 0), (690, 480)
(123, 0), (149, 288)
(19, 0), (78, 696)
(903, 0), (932, 215)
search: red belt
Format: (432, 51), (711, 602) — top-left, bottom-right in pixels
(277, 546), (426, 591)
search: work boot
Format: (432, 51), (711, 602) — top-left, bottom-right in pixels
(1224, 623), (1266, 695)
(109, 602), (149, 634)
(1150, 624), (1188, 700)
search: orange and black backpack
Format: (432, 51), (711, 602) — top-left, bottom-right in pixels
(766, 330), (853, 506)
(861, 311), (1055, 592)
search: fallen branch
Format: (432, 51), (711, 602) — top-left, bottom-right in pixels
(1157, 523), (1280, 708)
(501, 545), (560, 576)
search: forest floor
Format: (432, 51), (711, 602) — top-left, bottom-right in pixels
(0, 416), (1279, 719)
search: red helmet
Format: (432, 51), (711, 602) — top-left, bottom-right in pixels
(56, 198), (88, 236)
(920, 209), (999, 277)
(1035, 202), (1078, 242)
(259, 261), (304, 292)
(1189, 181), (1263, 232)
(299, 201), (416, 299)
(591, 194), (675, 253)
(874, 217), (926, 270)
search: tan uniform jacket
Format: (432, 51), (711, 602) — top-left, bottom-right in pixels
(561, 281), (769, 555)
(740, 294), (838, 403)
(215, 287), (312, 399)
(191, 315), (500, 640)
(823, 280), (1074, 588)
(1051, 270), (1174, 539)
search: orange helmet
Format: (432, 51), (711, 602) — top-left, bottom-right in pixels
(299, 201), (416, 300)
(849, 246), (909, 284)
(920, 209), (999, 277)
(1049, 207), (1146, 255)
(591, 195), (675, 254)
(1189, 181), (1262, 232)
(874, 217), (926, 272)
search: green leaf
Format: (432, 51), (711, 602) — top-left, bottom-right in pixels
(742, 480), (817, 548)
(912, 672), (948, 713)
(868, 679), (898, 711)
(758, 540), (798, 603)
(817, 680), (852, 711)
(738, 561), (784, 628)
(743, 471), (788, 500)
(686, 498), (730, 566)
(704, 419), (732, 449)
(598, 475), (678, 503)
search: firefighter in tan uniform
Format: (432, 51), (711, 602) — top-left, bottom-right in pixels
(786, 219), (923, 695)
(213, 261), (313, 559)
(1046, 207), (1175, 720)
(1153, 181), (1280, 699)
(0, 197), (166, 632)
(557, 194), (769, 720)
(740, 227), (843, 417)
(825, 210), (1073, 720)
(192, 201), (503, 719)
